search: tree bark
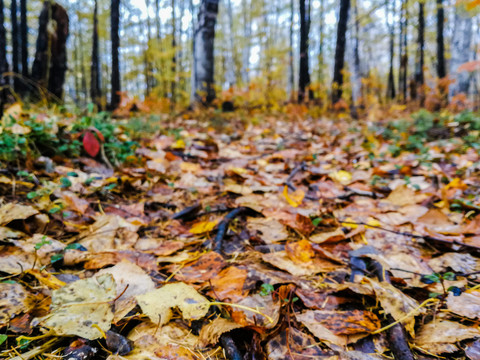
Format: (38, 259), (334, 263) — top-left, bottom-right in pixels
(225, 0), (236, 89)
(171, 0), (177, 103)
(414, 1), (425, 103)
(11, 0), (20, 92)
(436, 0), (446, 78)
(351, 0), (362, 106)
(0, 0), (8, 116)
(398, 0), (408, 102)
(449, 3), (473, 97)
(110, 0), (121, 109)
(298, 0), (312, 103)
(318, 0), (325, 84)
(20, 0), (28, 92)
(193, 0), (220, 105)
(386, 0), (396, 100)
(241, 0), (250, 87)
(287, 0), (294, 100)
(31, 1), (69, 101)
(91, 0), (101, 107)
(332, 0), (350, 104)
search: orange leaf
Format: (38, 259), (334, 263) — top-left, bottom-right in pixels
(283, 185), (304, 207)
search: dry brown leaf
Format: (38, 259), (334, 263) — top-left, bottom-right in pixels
(208, 266), (248, 302)
(415, 320), (480, 354)
(198, 317), (243, 347)
(262, 250), (337, 276)
(0, 283), (34, 326)
(0, 203), (38, 225)
(246, 217), (289, 244)
(310, 228), (346, 244)
(446, 290), (480, 320)
(367, 279), (422, 337)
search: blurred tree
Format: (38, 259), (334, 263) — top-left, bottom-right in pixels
(436, 0), (446, 78)
(20, 0), (28, 93)
(91, 0), (101, 107)
(413, 0), (425, 103)
(11, 0), (20, 92)
(332, 0), (350, 104)
(193, 0), (219, 105)
(110, 0), (120, 109)
(386, 0), (396, 100)
(31, 1), (69, 101)
(298, 0), (312, 103)
(0, 0), (7, 116)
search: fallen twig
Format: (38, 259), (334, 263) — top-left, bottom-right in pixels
(214, 207), (247, 253)
(341, 220), (480, 252)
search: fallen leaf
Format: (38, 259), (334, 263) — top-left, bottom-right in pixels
(0, 203), (38, 225)
(0, 283), (34, 326)
(42, 274), (116, 339)
(136, 282), (210, 326)
(415, 320), (480, 354)
(283, 185), (304, 207)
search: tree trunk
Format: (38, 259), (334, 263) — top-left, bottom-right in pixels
(225, 0), (236, 89)
(332, 0), (350, 104)
(110, 0), (121, 109)
(193, 0), (220, 105)
(398, 0), (408, 102)
(91, 0), (101, 107)
(20, 0), (28, 93)
(386, 0), (396, 100)
(31, 1), (69, 101)
(0, 0), (8, 116)
(414, 1), (425, 103)
(171, 0), (177, 103)
(351, 0), (362, 106)
(11, 0), (20, 92)
(298, 0), (312, 103)
(436, 0), (446, 78)
(318, 0), (325, 84)
(449, 3), (473, 97)
(241, 0), (250, 87)
(287, 0), (294, 100)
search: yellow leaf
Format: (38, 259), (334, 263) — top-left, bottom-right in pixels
(283, 185), (304, 208)
(329, 170), (352, 185)
(366, 218), (381, 228)
(3, 103), (22, 121)
(190, 219), (219, 234)
(172, 139), (186, 149)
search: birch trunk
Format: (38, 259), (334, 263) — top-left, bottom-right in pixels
(449, 5), (473, 97)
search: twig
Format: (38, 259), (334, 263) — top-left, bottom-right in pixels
(171, 203), (202, 220)
(341, 220), (480, 251)
(214, 207), (247, 253)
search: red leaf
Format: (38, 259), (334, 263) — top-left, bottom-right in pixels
(83, 131), (101, 157)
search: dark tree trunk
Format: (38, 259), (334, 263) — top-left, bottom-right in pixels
(31, 1), (69, 101)
(171, 0), (177, 103)
(0, 0), (8, 116)
(110, 0), (121, 109)
(332, 0), (350, 104)
(91, 0), (101, 107)
(20, 0), (28, 85)
(414, 1), (424, 103)
(298, 0), (313, 103)
(288, 0), (294, 100)
(386, 0), (395, 99)
(11, 0), (20, 92)
(436, 0), (446, 78)
(398, 0), (408, 102)
(193, 0), (220, 105)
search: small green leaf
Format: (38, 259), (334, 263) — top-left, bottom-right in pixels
(260, 283), (275, 296)
(67, 172), (78, 177)
(17, 170), (29, 177)
(49, 206), (62, 214)
(104, 183), (117, 191)
(34, 236), (51, 250)
(27, 191), (38, 199)
(65, 243), (87, 251)
(50, 254), (64, 264)
(429, 292), (442, 298)
(312, 217), (322, 227)
(443, 272), (456, 281)
(60, 177), (72, 188)
(205, 205), (211, 212)
(0, 334), (7, 345)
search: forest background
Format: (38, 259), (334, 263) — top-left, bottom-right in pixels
(1, 0), (480, 115)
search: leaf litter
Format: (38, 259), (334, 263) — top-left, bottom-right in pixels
(2, 112), (480, 359)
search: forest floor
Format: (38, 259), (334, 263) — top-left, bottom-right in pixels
(1, 105), (480, 359)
